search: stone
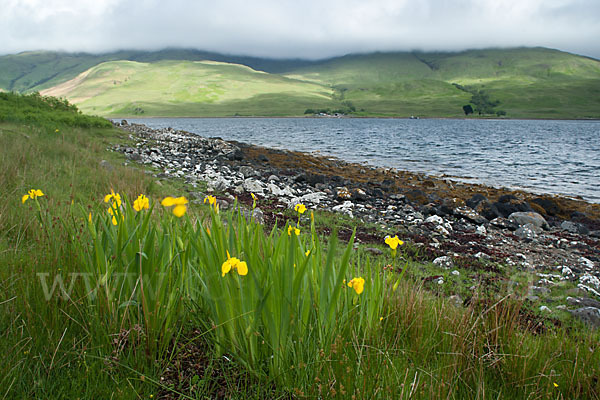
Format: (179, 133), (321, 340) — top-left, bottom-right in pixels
(364, 247), (384, 256)
(515, 223), (540, 241)
(332, 201), (354, 217)
(425, 215), (444, 225)
(336, 187), (352, 199)
(243, 178), (264, 195)
(239, 166), (257, 179)
(466, 194), (487, 209)
(508, 211), (549, 229)
(530, 197), (560, 216)
(404, 189), (429, 204)
(352, 188), (368, 201)
(433, 256), (454, 269)
(539, 305), (552, 313)
(475, 225), (487, 236)
(226, 148), (244, 161)
(267, 183), (286, 197)
(561, 221), (590, 235)
(490, 217), (516, 230)
(300, 192), (328, 205)
(454, 206), (487, 225)
(566, 297), (600, 309)
(569, 307), (600, 328)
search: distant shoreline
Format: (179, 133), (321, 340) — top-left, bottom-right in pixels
(110, 115), (600, 121)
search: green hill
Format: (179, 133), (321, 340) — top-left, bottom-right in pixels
(285, 47), (600, 118)
(2, 47), (599, 118)
(40, 60), (335, 116)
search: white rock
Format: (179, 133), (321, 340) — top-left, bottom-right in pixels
(539, 305), (552, 312)
(433, 256), (454, 269)
(425, 215), (444, 225)
(300, 192), (328, 204)
(243, 178), (264, 195)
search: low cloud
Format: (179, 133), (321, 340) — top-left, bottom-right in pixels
(1, 0), (599, 59)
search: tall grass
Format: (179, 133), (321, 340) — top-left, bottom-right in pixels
(1, 94), (599, 399)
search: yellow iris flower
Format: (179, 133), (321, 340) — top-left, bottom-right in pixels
(288, 225), (300, 236)
(294, 203), (306, 214)
(161, 196), (188, 217)
(221, 251), (248, 277)
(104, 189), (122, 208)
(385, 235), (403, 250)
(21, 189), (44, 204)
(133, 194), (150, 211)
(347, 277), (365, 295)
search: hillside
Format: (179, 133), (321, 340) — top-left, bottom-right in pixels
(41, 60), (335, 116)
(3, 47), (600, 118)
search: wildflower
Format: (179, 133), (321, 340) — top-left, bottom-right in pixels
(288, 225), (300, 236)
(347, 277), (365, 295)
(104, 189), (122, 208)
(553, 383), (559, 388)
(204, 195), (216, 206)
(251, 193), (257, 208)
(22, 189), (44, 204)
(305, 250), (311, 257)
(133, 194), (150, 211)
(88, 212), (92, 223)
(385, 235), (403, 257)
(294, 203), (306, 214)
(162, 196), (188, 217)
(385, 235), (403, 250)
(55, 129), (59, 133)
(107, 207), (118, 225)
(379, 317), (383, 321)
(221, 251), (248, 277)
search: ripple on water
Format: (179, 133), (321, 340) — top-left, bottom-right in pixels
(123, 118), (600, 203)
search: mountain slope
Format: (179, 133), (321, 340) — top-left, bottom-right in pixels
(285, 47), (600, 118)
(4, 47), (598, 118)
(41, 60), (335, 116)
(0, 49), (316, 93)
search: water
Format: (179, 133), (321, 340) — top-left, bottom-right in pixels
(124, 118), (600, 203)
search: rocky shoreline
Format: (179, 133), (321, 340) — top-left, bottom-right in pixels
(112, 120), (600, 328)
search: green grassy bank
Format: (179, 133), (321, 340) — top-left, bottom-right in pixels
(1, 93), (599, 399)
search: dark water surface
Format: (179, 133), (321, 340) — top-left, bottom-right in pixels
(125, 118), (600, 203)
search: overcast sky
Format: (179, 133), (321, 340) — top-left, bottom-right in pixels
(1, 0), (599, 60)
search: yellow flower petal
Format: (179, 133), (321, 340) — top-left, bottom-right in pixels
(294, 203), (306, 214)
(34, 189), (44, 197)
(161, 197), (176, 207)
(348, 277), (365, 295)
(22, 194), (29, 204)
(133, 194), (149, 212)
(385, 235), (403, 250)
(174, 196), (188, 205)
(203, 195), (216, 205)
(172, 204), (187, 217)
(221, 260), (232, 277)
(236, 261), (248, 276)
